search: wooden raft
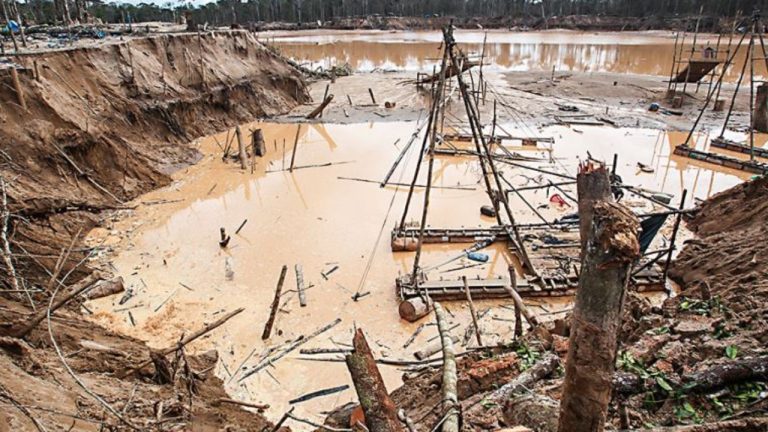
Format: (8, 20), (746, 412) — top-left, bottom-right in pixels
(674, 145), (768, 175)
(395, 225), (665, 299)
(710, 137), (768, 159)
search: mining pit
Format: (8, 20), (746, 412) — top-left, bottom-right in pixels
(2, 22), (768, 432)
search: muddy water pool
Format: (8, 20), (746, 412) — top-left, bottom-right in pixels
(84, 116), (760, 427)
(264, 30), (767, 81)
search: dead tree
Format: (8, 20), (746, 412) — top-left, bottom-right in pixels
(345, 328), (403, 432)
(558, 163), (640, 432)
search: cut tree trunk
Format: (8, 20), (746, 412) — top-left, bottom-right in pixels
(754, 84), (768, 133)
(345, 328), (403, 432)
(399, 297), (432, 322)
(558, 162), (640, 432)
(236, 125), (247, 170)
(252, 128), (267, 157)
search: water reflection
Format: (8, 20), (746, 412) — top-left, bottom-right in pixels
(272, 31), (767, 81)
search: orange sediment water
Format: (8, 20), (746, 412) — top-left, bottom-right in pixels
(265, 30), (767, 81)
(85, 116), (762, 426)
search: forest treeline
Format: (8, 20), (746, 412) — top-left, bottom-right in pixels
(5, 0), (767, 28)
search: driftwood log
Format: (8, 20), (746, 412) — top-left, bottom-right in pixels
(558, 162), (640, 432)
(345, 328), (404, 432)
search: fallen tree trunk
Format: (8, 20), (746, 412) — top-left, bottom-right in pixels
(434, 302), (459, 432)
(614, 356), (768, 395)
(82, 277), (125, 300)
(464, 353), (559, 421)
(345, 328), (404, 432)
(10, 272), (101, 338)
(558, 162), (640, 432)
(504, 393), (559, 432)
(685, 355), (768, 393)
(650, 417), (768, 432)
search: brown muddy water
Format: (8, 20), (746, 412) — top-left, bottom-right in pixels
(85, 116), (762, 426)
(265, 30), (767, 81)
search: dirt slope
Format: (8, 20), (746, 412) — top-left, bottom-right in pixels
(0, 30), (308, 430)
(1, 29), (308, 283)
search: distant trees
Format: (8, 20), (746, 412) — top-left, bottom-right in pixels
(7, 0), (768, 27)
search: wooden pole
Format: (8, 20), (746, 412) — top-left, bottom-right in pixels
(9, 67), (26, 111)
(289, 124), (301, 172)
(306, 94), (334, 119)
(462, 276), (482, 346)
(262, 265), (287, 340)
(236, 125), (247, 170)
(11, 0), (25, 48)
(662, 189), (687, 279)
(558, 164), (641, 432)
(505, 266), (537, 331)
(368, 88), (377, 105)
(295, 264), (306, 307)
(1, 0), (19, 52)
(345, 329), (404, 432)
(434, 302), (458, 432)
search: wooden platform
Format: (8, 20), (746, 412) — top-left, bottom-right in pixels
(710, 137), (768, 159)
(672, 59), (721, 83)
(442, 133), (554, 145)
(397, 268), (665, 300)
(674, 145), (768, 175)
(395, 224), (666, 299)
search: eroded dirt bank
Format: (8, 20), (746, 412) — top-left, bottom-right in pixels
(1, 29), (308, 282)
(0, 30), (308, 430)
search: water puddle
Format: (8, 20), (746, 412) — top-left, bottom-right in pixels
(86, 119), (757, 427)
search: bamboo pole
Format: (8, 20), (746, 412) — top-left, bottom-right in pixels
(289, 124), (301, 172)
(236, 125), (247, 170)
(462, 276), (482, 346)
(296, 264), (306, 307)
(434, 302), (458, 432)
